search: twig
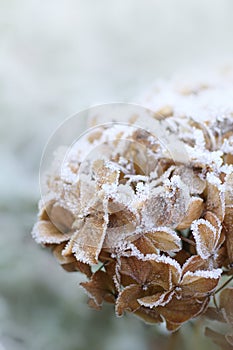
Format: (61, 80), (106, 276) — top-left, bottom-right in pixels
(180, 236), (196, 247)
(214, 275), (233, 295)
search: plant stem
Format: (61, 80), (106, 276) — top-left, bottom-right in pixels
(214, 275), (233, 295)
(180, 236), (196, 246)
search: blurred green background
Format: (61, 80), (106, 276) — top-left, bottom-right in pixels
(1, 1), (233, 349)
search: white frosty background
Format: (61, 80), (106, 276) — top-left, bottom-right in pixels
(0, 1), (233, 350)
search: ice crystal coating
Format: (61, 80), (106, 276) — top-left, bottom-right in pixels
(33, 75), (233, 339)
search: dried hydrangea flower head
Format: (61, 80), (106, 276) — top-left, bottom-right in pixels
(33, 75), (233, 347)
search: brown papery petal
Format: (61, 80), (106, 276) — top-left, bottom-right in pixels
(134, 306), (163, 324)
(191, 219), (217, 259)
(49, 204), (75, 233)
(158, 296), (209, 325)
(115, 284), (143, 316)
(119, 256), (175, 290)
(205, 328), (233, 350)
(176, 197), (204, 230)
(182, 255), (209, 275)
(219, 287), (233, 324)
(224, 206), (233, 263)
(181, 270), (221, 297)
(53, 243), (92, 276)
(72, 215), (107, 265)
(81, 270), (116, 307)
(138, 290), (171, 308)
(32, 221), (72, 244)
(131, 236), (159, 255)
(205, 211), (225, 248)
(144, 227), (181, 253)
(206, 175), (225, 221)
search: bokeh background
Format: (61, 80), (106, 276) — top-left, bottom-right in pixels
(1, 1), (233, 349)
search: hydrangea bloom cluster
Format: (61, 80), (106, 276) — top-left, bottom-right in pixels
(32, 75), (233, 347)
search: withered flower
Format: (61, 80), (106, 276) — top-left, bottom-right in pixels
(32, 77), (233, 343)
(116, 253), (221, 331)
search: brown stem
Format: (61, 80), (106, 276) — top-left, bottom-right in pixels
(214, 275), (233, 295)
(213, 293), (219, 311)
(180, 236), (196, 246)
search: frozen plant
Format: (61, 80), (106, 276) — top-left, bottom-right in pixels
(32, 77), (233, 349)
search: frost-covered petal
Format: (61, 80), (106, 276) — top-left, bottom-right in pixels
(138, 290), (172, 308)
(158, 296), (209, 327)
(173, 166), (206, 195)
(52, 243), (92, 276)
(130, 236), (159, 255)
(224, 206), (233, 263)
(115, 284), (143, 316)
(134, 306), (163, 324)
(206, 173), (225, 221)
(49, 204), (75, 233)
(32, 221), (72, 244)
(182, 255), (209, 275)
(71, 215), (108, 265)
(176, 197), (204, 230)
(143, 227), (182, 253)
(191, 218), (217, 259)
(81, 270), (116, 308)
(119, 255), (180, 290)
(181, 269), (221, 297)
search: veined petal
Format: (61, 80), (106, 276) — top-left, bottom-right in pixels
(115, 284), (143, 316)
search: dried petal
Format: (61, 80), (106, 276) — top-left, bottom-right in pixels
(81, 270), (116, 308)
(181, 269), (221, 297)
(53, 243), (92, 276)
(134, 306), (163, 324)
(176, 197), (204, 230)
(224, 206), (233, 263)
(206, 173), (225, 221)
(32, 221), (72, 244)
(142, 227), (182, 253)
(71, 215), (108, 265)
(116, 284), (143, 316)
(158, 296), (209, 327)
